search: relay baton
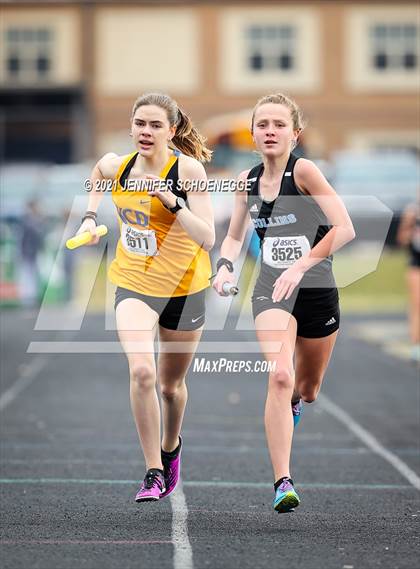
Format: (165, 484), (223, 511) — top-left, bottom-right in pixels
(66, 224), (108, 250)
(222, 282), (239, 296)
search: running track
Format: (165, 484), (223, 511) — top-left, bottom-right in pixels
(1, 308), (419, 569)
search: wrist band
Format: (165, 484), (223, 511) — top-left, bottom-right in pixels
(216, 257), (234, 273)
(81, 213), (98, 225)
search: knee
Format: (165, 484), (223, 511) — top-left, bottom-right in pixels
(299, 380), (321, 403)
(129, 362), (155, 391)
(269, 367), (294, 391)
(160, 381), (186, 402)
(301, 393), (317, 404)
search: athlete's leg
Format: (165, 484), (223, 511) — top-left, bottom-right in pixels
(255, 309), (297, 481)
(407, 267), (420, 346)
(116, 298), (162, 470)
(294, 331), (339, 404)
(157, 325), (203, 452)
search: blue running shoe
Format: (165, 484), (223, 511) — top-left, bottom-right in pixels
(273, 478), (300, 513)
(292, 399), (303, 427)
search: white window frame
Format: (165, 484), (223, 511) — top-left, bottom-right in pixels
(220, 8), (321, 94)
(370, 23), (418, 71)
(245, 24), (296, 73)
(345, 6), (420, 92)
(0, 9), (80, 86)
(3, 26), (54, 83)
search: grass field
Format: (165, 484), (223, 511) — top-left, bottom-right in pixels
(336, 247), (408, 313)
(76, 247), (409, 315)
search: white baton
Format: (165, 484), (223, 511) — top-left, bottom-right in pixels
(222, 282), (239, 296)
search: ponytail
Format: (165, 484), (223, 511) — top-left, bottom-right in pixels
(172, 108), (212, 163)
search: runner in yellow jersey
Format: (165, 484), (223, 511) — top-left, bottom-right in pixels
(75, 93), (215, 502)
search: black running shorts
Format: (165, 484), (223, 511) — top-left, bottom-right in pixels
(252, 286), (340, 338)
(114, 286), (206, 331)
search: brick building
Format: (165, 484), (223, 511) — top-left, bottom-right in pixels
(1, 1), (418, 162)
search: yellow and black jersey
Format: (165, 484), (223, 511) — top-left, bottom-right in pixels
(108, 149), (211, 297)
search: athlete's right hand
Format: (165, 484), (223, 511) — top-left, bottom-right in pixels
(75, 218), (100, 246)
(212, 266), (235, 296)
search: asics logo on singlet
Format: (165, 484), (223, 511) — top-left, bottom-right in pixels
(272, 238), (298, 247)
(117, 206), (149, 227)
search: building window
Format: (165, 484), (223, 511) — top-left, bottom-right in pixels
(246, 25), (296, 72)
(4, 27), (53, 82)
(370, 24), (418, 71)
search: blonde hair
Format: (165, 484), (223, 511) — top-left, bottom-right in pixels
(251, 93), (306, 136)
(131, 93), (212, 163)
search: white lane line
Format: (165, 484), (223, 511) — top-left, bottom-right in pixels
(169, 480), (193, 569)
(0, 478), (415, 490)
(0, 355), (49, 411)
(318, 393), (420, 491)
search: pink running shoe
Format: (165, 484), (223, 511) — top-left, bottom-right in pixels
(160, 436), (182, 498)
(135, 468), (166, 502)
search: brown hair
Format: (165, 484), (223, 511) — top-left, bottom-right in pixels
(131, 92), (212, 163)
(251, 93), (306, 137)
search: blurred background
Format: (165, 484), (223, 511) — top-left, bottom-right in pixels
(0, 0), (419, 358)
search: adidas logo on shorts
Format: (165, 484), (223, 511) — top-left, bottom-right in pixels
(250, 204), (259, 213)
(325, 317), (336, 326)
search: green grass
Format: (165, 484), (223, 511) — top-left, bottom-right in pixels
(74, 248), (409, 315)
(336, 247), (408, 313)
(75, 255), (110, 313)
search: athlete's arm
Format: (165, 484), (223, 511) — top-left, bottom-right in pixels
(75, 153), (121, 245)
(174, 157), (215, 251)
(220, 170), (252, 261)
(147, 156), (214, 250)
(271, 159), (355, 302)
(213, 170), (252, 295)
(293, 158), (356, 271)
(396, 204), (416, 247)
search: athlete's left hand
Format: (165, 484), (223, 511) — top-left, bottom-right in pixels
(272, 265), (305, 302)
(145, 174), (177, 209)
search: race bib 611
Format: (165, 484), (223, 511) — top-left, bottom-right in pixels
(121, 223), (158, 256)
